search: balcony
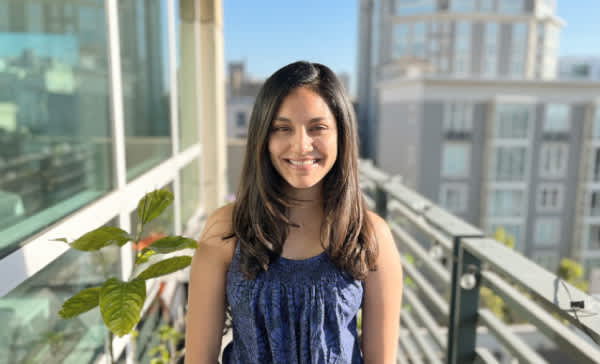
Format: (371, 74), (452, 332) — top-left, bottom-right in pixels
(358, 160), (600, 363)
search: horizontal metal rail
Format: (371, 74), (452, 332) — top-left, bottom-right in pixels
(390, 221), (451, 285)
(403, 287), (446, 349)
(475, 347), (501, 364)
(402, 309), (444, 364)
(463, 237), (600, 346)
(360, 160), (600, 364)
(478, 308), (549, 364)
(482, 270), (600, 363)
(388, 197), (453, 252)
(399, 330), (425, 364)
(400, 254), (449, 319)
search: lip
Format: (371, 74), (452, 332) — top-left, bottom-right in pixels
(284, 158), (320, 170)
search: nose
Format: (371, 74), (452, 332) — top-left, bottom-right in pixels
(291, 127), (313, 154)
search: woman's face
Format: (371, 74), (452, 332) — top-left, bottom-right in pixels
(268, 86), (338, 194)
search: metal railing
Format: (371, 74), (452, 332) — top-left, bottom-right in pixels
(359, 160), (600, 364)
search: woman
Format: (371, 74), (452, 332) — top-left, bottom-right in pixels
(185, 61), (402, 363)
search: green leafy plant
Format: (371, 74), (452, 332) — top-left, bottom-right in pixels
(54, 188), (197, 363)
(148, 324), (185, 364)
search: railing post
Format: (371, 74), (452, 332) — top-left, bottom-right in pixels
(447, 237), (482, 364)
(375, 184), (388, 219)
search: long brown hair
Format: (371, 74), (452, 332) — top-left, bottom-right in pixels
(228, 61), (377, 280)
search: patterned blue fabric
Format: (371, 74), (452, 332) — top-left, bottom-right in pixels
(222, 243), (364, 364)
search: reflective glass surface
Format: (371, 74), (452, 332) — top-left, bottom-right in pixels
(394, 24), (410, 58)
(492, 146), (527, 181)
(119, 0), (172, 180)
(495, 104), (531, 139)
(487, 190), (524, 217)
(0, 226), (121, 363)
(395, 0), (436, 15)
(442, 143), (470, 177)
(0, 0), (113, 256)
(450, 0), (475, 12)
(498, 0), (523, 14)
(454, 21), (471, 75)
(544, 104), (569, 132)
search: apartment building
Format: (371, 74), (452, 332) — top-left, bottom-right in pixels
(0, 0), (225, 361)
(357, 0), (600, 286)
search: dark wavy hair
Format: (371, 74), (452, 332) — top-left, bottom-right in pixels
(227, 61), (377, 280)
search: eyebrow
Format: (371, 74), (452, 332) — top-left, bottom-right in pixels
(273, 117), (328, 123)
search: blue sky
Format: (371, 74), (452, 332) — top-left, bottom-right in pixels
(223, 0), (600, 97)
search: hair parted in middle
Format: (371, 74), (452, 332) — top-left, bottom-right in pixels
(227, 60), (378, 280)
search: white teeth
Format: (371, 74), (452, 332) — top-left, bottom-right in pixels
(288, 159), (317, 166)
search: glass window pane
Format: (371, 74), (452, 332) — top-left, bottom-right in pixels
(0, 223), (121, 363)
(498, 0), (523, 14)
(544, 104), (569, 132)
(395, 0), (436, 15)
(413, 22), (426, 58)
(0, 0), (113, 256)
(487, 190), (524, 217)
(534, 218), (561, 245)
(495, 104), (531, 138)
(454, 21), (471, 75)
(119, 0), (172, 180)
(482, 23), (498, 77)
(394, 24), (410, 58)
(480, 0), (495, 12)
(492, 146), (527, 181)
(442, 143), (470, 177)
(180, 158), (201, 231)
(510, 23), (527, 77)
(450, 0), (475, 12)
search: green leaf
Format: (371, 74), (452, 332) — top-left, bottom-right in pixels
(137, 189), (174, 225)
(59, 226), (131, 251)
(135, 249), (156, 264)
(145, 236), (198, 254)
(99, 278), (146, 337)
(59, 287), (101, 319)
(135, 256), (192, 281)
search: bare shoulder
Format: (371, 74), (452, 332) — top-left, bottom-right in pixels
(192, 203), (236, 268)
(366, 210), (392, 242)
(366, 210), (400, 267)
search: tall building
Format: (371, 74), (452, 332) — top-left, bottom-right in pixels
(357, 0), (600, 287)
(0, 0), (226, 362)
(559, 56), (600, 81)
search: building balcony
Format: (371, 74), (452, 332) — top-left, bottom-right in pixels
(358, 160), (600, 363)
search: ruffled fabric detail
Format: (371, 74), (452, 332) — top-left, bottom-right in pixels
(222, 244), (363, 364)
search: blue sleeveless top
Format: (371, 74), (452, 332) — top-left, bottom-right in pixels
(222, 243), (364, 364)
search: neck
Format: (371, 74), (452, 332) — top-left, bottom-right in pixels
(285, 184), (324, 227)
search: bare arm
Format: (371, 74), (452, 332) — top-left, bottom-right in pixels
(185, 204), (235, 364)
(361, 212), (403, 364)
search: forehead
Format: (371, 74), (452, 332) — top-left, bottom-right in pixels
(274, 87), (335, 122)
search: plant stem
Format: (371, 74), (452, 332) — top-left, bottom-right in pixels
(105, 330), (114, 364)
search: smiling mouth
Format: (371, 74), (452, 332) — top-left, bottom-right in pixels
(285, 159), (319, 166)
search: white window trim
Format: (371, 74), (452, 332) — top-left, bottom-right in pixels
(440, 183), (469, 213)
(441, 142), (471, 178)
(0, 144), (201, 297)
(538, 143), (569, 179)
(533, 217), (561, 246)
(536, 182), (564, 212)
(443, 101), (473, 132)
